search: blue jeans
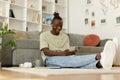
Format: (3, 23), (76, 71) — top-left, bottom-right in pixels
(46, 54), (98, 69)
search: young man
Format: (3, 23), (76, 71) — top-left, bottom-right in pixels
(40, 12), (116, 69)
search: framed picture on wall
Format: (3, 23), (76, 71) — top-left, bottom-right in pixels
(87, 0), (91, 4)
(91, 20), (95, 28)
(100, 19), (106, 24)
(116, 16), (120, 25)
(85, 18), (89, 25)
(91, 12), (95, 17)
(86, 0), (93, 5)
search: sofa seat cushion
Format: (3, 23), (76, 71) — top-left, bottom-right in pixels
(15, 39), (39, 49)
(76, 46), (103, 55)
(12, 49), (43, 66)
(84, 34), (100, 46)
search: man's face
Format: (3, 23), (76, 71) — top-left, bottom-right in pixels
(52, 19), (63, 35)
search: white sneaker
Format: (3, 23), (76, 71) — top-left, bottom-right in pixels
(100, 40), (116, 69)
(112, 37), (120, 66)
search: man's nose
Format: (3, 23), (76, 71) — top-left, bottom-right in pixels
(57, 26), (61, 30)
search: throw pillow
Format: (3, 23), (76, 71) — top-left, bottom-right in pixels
(83, 34), (100, 46)
(14, 31), (28, 40)
(98, 39), (111, 47)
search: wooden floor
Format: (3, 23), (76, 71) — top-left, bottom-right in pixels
(1, 68), (120, 80)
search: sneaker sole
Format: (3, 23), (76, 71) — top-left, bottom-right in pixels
(100, 40), (116, 69)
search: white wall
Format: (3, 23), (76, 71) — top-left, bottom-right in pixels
(69, 0), (120, 39)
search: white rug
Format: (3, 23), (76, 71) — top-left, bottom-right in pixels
(3, 67), (120, 77)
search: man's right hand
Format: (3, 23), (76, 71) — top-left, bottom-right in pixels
(64, 49), (75, 56)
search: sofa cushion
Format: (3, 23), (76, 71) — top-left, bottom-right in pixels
(15, 39), (39, 49)
(76, 46), (103, 55)
(68, 33), (85, 46)
(13, 31), (28, 40)
(98, 39), (111, 47)
(12, 49), (43, 66)
(26, 31), (40, 40)
(83, 34), (100, 46)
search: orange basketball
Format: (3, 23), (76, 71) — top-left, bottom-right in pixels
(84, 34), (100, 46)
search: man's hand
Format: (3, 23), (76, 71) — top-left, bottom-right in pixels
(64, 49), (70, 56)
(70, 49), (77, 55)
(64, 49), (77, 56)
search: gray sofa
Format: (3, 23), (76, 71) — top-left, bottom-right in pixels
(2, 31), (108, 67)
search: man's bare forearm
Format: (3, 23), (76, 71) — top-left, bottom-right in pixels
(42, 48), (70, 56)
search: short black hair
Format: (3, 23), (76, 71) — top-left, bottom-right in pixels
(51, 12), (62, 24)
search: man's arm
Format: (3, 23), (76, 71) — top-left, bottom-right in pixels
(42, 48), (74, 56)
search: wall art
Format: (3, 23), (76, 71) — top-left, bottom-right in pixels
(116, 16), (120, 25)
(92, 12), (95, 17)
(91, 20), (95, 27)
(87, 0), (92, 4)
(101, 19), (106, 24)
(85, 18), (89, 24)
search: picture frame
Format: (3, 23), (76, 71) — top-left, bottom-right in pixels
(91, 20), (95, 27)
(101, 19), (106, 24)
(87, 0), (91, 4)
(86, 0), (93, 6)
(116, 16), (120, 24)
(85, 18), (89, 25)
(92, 12), (95, 17)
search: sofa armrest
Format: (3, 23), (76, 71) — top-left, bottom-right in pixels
(2, 34), (40, 66)
(2, 34), (14, 66)
(76, 46), (103, 55)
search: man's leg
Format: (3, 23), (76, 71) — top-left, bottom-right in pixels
(46, 54), (97, 68)
(100, 40), (116, 69)
(80, 60), (98, 69)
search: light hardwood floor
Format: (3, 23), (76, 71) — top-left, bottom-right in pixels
(1, 68), (120, 80)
